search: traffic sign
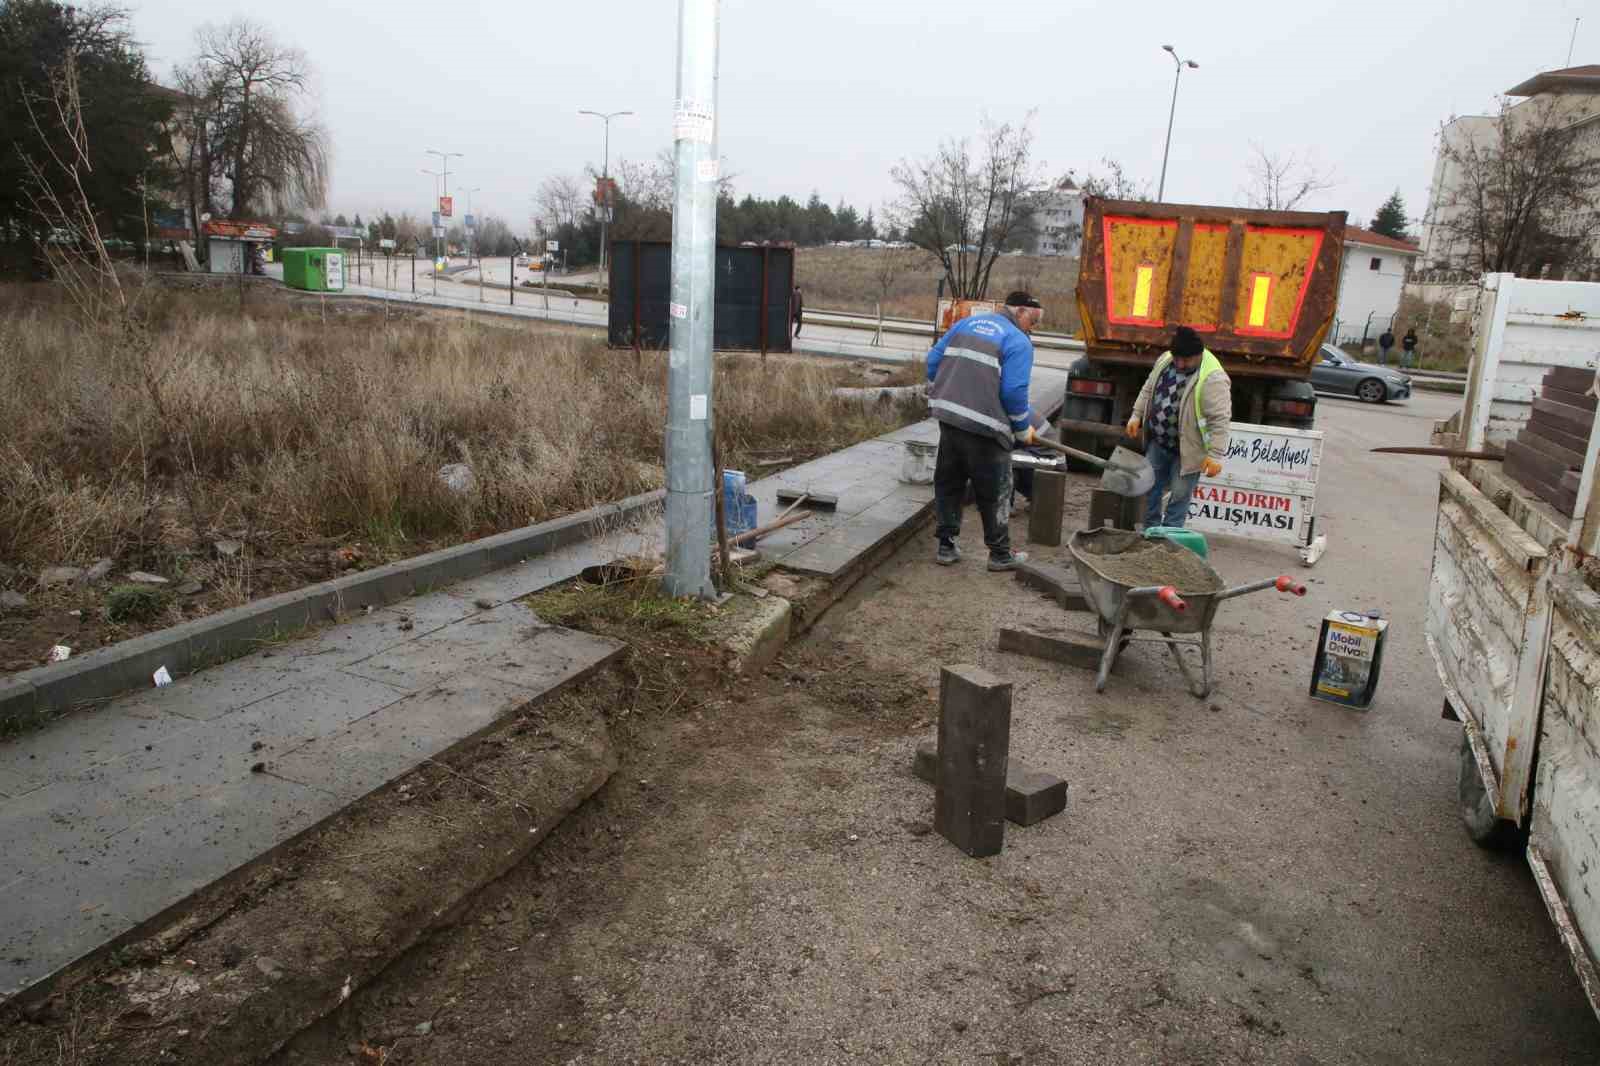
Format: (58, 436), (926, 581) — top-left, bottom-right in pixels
(432, 226), (445, 238)
(546, 240), (560, 252)
(379, 238), (396, 249)
(464, 214), (476, 229)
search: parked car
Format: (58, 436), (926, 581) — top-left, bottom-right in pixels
(1309, 344), (1412, 404)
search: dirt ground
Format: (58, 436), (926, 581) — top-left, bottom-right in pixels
(271, 409), (1600, 1065)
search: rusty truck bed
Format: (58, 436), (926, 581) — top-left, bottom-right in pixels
(1075, 198), (1347, 379)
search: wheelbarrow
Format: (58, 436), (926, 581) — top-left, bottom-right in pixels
(1068, 528), (1307, 698)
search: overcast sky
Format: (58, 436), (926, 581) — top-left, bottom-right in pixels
(129, 0), (1591, 233)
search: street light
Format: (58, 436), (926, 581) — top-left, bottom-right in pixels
(578, 109), (633, 278)
(421, 167), (445, 295)
(464, 186), (482, 264)
(424, 148), (462, 267)
(1157, 44), (1199, 203)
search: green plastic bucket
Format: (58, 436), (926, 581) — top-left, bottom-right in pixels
(1143, 526), (1209, 559)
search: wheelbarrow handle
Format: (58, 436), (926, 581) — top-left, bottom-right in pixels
(1125, 584), (1187, 612)
(1216, 574), (1308, 601)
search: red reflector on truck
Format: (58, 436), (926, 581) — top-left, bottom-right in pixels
(1069, 379), (1114, 397)
(1267, 399), (1314, 418)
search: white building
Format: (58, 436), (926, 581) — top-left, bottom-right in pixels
(1419, 63), (1600, 276)
(1029, 179), (1085, 257)
(1332, 226), (1421, 345)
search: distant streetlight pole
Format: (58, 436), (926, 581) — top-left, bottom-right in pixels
(1157, 44), (1199, 203)
(420, 167), (444, 296)
(578, 109), (633, 279)
(424, 148), (462, 266)
(464, 185), (482, 266)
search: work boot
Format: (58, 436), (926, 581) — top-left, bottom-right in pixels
(987, 550), (1028, 572)
(935, 540), (962, 566)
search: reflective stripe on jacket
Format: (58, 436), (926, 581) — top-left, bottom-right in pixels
(925, 311), (1034, 448)
(1132, 349), (1232, 475)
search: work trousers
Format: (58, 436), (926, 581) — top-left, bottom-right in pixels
(934, 421), (1012, 559)
(1142, 439), (1201, 529)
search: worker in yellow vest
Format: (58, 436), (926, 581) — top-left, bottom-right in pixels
(1125, 325), (1232, 529)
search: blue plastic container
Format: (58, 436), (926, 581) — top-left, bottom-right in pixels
(719, 470), (758, 539)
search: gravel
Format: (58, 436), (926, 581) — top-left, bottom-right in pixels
(1076, 538), (1222, 593)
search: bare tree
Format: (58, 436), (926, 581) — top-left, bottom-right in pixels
(1240, 144), (1336, 211)
(186, 19), (328, 219)
(890, 115), (1043, 300)
(534, 173), (584, 232)
(1078, 158), (1151, 202)
(1431, 94), (1600, 277)
(869, 247), (922, 345)
(21, 54), (126, 320)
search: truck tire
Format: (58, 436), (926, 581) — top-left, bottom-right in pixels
(1458, 731), (1524, 851)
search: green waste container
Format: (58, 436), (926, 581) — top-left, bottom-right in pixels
(281, 247), (346, 292)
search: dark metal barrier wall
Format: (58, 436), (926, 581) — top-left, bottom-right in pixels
(609, 241), (794, 353)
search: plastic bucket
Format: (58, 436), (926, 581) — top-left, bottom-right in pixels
(1143, 526), (1209, 559)
(900, 440), (937, 484)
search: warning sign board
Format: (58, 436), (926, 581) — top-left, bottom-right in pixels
(1184, 422), (1322, 550)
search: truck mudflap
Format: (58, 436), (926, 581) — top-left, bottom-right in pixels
(1530, 571), (1600, 1020)
(1425, 470), (1550, 821)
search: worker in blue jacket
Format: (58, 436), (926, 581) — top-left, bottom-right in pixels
(925, 291), (1043, 571)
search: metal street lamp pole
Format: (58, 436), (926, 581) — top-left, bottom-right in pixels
(424, 148), (461, 268)
(420, 167), (444, 296)
(464, 186), (481, 265)
(579, 109), (633, 279)
(662, 2), (717, 600)
(1157, 44), (1199, 203)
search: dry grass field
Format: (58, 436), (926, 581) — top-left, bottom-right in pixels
(0, 283), (920, 670)
(795, 246), (1081, 328)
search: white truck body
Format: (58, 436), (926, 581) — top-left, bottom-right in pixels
(1427, 273), (1600, 1017)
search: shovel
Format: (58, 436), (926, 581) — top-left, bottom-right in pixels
(1032, 438), (1156, 497)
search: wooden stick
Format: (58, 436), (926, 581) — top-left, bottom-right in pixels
(773, 493), (810, 524)
(728, 509), (810, 547)
(712, 438), (733, 593)
(1370, 446), (1504, 459)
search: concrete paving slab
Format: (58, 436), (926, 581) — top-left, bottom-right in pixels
(0, 772), (335, 1001)
(274, 609), (426, 671)
(0, 767), (35, 798)
(0, 875), (136, 1002)
(0, 701), (196, 796)
(378, 591), (478, 633)
(270, 674), (549, 798)
(0, 672), (407, 884)
(115, 772), (340, 902)
(476, 626), (629, 695)
(773, 494), (934, 577)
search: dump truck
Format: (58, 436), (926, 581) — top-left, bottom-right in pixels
(1060, 197), (1348, 452)
(1425, 272), (1600, 1020)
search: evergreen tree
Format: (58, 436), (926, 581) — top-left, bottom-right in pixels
(1371, 191), (1408, 238)
(1, 0), (174, 271)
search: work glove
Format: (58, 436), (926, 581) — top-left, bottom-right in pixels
(1016, 425), (1039, 446)
(1125, 417), (1141, 440)
(1202, 457), (1223, 478)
